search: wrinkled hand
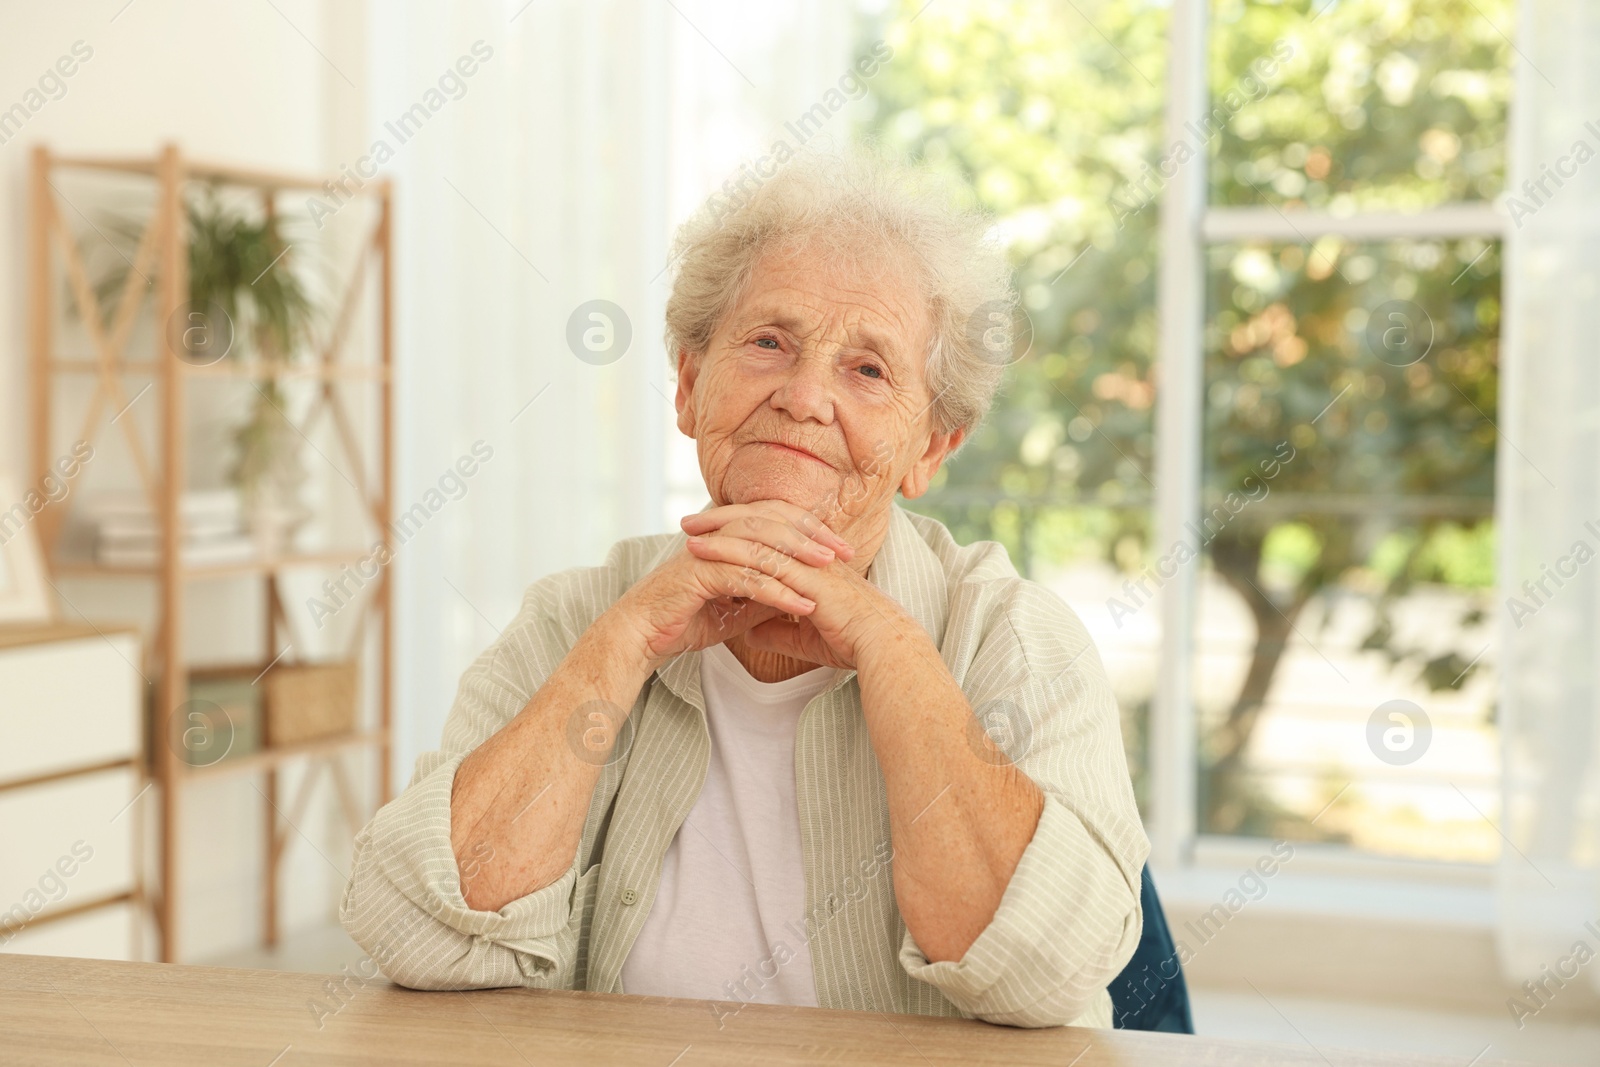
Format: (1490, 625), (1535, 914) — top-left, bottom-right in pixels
(680, 500), (911, 670)
(604, 501), (851, 670)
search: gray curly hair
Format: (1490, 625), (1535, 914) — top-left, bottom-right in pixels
(662, 147), (1017, 435)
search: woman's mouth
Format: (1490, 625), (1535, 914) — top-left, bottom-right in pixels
(760, 441), (830, 466)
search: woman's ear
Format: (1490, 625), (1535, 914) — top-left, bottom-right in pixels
(674, 349), (700, 438)
(899, 425), (965, 499)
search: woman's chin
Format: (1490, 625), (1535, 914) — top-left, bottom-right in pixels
(721, 464), (844, 512)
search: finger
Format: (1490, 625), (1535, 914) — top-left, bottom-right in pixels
(685, 534), (827, 601)
(695, 559), (815, 616)
(769, 502), (855, 559)
(682, 503), (854, 559)
(701, 513), (837, 567)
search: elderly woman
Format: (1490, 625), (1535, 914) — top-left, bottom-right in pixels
(340, 151), (1149, 1029)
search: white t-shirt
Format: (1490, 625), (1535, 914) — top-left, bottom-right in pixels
(619, 641), (836, 1006)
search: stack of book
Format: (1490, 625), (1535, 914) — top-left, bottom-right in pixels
(92, 489), (257, 567)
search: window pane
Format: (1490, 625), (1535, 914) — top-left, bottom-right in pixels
(860, 0), (1168, 812)
(1194, 237), (1500, 861)
(1209, 0), (1514, 209)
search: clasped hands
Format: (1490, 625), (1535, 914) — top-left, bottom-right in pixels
(606, 499), (910, 673)
(684, 501), (882, 670)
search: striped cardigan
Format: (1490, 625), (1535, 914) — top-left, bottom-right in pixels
(340, 504), (1149, 1028)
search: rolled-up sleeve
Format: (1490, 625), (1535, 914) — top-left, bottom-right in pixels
(899, 581), (1149, 1027)
(339, 581), (600, 991)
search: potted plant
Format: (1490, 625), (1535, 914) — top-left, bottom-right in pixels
(95, 188), (321, 555)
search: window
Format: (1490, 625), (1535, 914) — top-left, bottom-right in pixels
(860, 0), (1512, 865)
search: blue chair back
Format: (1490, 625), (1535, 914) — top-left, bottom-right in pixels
(1108, 864), (1194, 1032)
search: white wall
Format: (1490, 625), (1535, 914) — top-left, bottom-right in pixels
(0, 0), (349, 962)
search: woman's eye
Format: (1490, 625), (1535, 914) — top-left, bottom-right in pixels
(857, 364), (883, 380)
(754, 337), (779, 349)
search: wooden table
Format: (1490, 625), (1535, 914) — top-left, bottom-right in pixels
(0, 954), (1533, 1066)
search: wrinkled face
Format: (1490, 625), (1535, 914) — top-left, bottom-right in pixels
(674, 240), (964, 551)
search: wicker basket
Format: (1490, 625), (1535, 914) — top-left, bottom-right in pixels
(263, 660), (358, 747)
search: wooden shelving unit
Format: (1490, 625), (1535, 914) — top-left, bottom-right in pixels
(28, 143), (395, 963)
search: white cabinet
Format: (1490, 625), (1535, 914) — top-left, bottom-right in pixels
(0, 623), (143, 961)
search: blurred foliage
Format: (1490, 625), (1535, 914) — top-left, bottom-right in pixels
(856, 0), (1510, 838)
(1212, 0), (1511, 208)
(93, 186), (317, 360)
(91, 187), (321, 509)
(1202, 236), (1500, 837)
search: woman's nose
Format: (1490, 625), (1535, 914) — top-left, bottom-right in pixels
(770, 351), (835, 424)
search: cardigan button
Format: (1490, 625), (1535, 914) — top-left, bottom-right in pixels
(826, 894), (838, 914)
(621, 888), (638, 906)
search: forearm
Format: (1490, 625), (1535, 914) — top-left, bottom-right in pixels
(449, 614), (651, 911)
(854, 625), (1043, 963)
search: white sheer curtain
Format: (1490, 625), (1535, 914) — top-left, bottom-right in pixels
(360, 0), (856, 774)
(1496, 0), (1600, 988)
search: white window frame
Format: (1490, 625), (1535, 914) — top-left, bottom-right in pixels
(1148, 0), (1507, 879)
